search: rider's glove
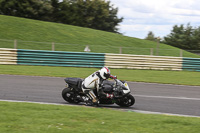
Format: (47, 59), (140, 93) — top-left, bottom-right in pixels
(110, 75), (117, 79)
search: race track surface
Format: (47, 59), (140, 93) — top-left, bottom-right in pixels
(0, 74), (200, 117)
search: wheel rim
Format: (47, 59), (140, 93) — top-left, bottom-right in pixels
(65, 92), (74, 101)
(123, 97), (132, 106)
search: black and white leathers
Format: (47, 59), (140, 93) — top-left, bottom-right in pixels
(82, 71), (103, 103)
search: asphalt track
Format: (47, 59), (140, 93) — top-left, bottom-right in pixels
(0, 74), (200, 117)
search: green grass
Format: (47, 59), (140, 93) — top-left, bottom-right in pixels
(1, 15), (200, 133)
(0, 101), (200, 133)
(1, 64), (200, 86)
(0, 15), (199, 58)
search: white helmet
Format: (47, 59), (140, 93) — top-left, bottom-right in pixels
(99, 67), (110, 79)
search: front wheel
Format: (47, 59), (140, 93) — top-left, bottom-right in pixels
(116, 94), (135, 107)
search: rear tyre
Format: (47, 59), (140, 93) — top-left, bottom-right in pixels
(116, 94), (135, 107)
(62, 88), (76, 103)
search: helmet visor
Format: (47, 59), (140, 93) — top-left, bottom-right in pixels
(104, 72), (110, 79)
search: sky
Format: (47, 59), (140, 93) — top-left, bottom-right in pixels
(108, 0), (200, 39)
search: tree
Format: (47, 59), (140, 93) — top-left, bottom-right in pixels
(191, 27), (200, 50)
(50, 0), (61, 22)
(0, 0), (53, 21)
(55, 0), (123, 33)
(0, 0), (123, 33)
(145, 31), (155, 41)
(163, 23), (200, 50)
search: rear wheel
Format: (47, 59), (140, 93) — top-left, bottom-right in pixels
(62, 88), (80, 103)
(116, 94), (135, 107)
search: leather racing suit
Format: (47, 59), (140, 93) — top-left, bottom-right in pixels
(82, 70), (116, 105)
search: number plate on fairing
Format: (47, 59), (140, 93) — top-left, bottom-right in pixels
(124, 83), (128, 87)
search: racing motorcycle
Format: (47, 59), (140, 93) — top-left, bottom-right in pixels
(62, 77), (135, 107)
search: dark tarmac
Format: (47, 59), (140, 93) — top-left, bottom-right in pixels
(0, 74), (200, 117)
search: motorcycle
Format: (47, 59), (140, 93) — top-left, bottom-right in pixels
(62, 77), (135, 107)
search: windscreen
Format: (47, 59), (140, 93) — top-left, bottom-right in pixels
(116, 79), (128, 90)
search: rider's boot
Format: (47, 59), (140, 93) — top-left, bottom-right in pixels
(84, 90), (99, 106)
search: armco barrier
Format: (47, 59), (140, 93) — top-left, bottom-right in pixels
(1, 48), (200, 72)
(183, 58), (200, 71)
(0, 48), (17, 64)
(17, 49), (105, 68)
(105, 53), (183, 71)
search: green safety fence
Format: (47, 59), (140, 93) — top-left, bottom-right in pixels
(1, 48), (200, 71)
(182, 57), (200, 71)
(17, 49), (105, 68)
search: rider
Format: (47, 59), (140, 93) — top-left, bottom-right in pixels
(82, 67), (117, 105)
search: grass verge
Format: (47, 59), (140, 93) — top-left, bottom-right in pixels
(0, 15), (199, 57)
(0, 64), (200, 86)
(0, 101), (200, 133)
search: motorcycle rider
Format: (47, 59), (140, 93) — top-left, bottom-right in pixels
(82, 67), (117, 105)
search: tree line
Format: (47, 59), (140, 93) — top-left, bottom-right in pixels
(145, 24), (200, 50)
(0, 0), (123, 33)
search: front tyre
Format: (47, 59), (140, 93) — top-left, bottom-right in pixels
(116, 94), (135, 107)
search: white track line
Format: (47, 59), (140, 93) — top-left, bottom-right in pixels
(126, 109), (200, 118)
(0, 99), (199, 118)
(0, 99), (66, 106)
(135, 95), (200, 101)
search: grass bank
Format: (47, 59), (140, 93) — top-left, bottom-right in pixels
(0, 65), (200, 86)
(0, 101), (200, 133)
(0, 15), (199, 58)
